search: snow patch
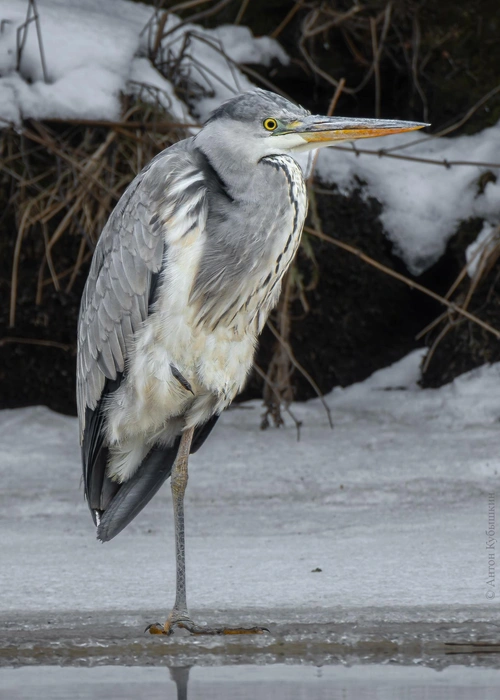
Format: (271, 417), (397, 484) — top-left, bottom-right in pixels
(128, 57), (192, 126)
(466, 222), (500, 278)
(316, 126), (500, 275)
(0, 0), (288, 126)
(325, 349), (500, 429)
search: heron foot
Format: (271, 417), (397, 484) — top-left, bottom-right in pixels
(146, 617), (269, 636)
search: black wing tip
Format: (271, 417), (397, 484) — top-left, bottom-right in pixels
(96, 507), (136, 542)
(93, 446), (178, 543)
(93, 509), (111, 542)
(90, 418), (220, 542)
(96, 521), (117, 543)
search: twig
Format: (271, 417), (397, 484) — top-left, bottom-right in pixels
(411, 15), (428, 123)
(421, 319), (456, 374)
(66, 235), (87, 293)
(308, 79), (346, 186)
(300, 35), (355, 94)
(417, 226), (500, 364)
(45, 118), (201, 131)
(267, 320), (334, 429)
(235, 0), (251, 25)
(370, 17), (381, 118)
(40, 251), (92, 289)
(271, 1), (304, 39)
(328, 144), (500, 170)
(303, 5), (362, 38)
(158, 0), (234, 42)
(238, 63), (293, 100)
(254, 364), (302, 440)
(415, 310), (448, 341)
(382, 83), (500, 154)
(45, 131), (116, 254)
(16, 0), (48, 84)
(0, 337), (72, 351)
(10, 200), (36, 327)
(305, 225), (500, 341)
(41, 220), (60, 292)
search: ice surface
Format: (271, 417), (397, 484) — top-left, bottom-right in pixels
(2, 664), (500, 700)
(1, 350), (499, 626)
(316, 126), (500, 275)
(0, 0), (287, 125)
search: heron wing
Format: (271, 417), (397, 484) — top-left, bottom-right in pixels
(77, 163), (164, 435)
(77, 142), (209, 518)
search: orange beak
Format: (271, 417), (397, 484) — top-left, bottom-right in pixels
(282, 115), (428, 145)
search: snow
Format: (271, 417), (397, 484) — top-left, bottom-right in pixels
(316, 126), (500, 275)
(0, 0), (287, 125)
(1, 350), (499, 623)
(163, 24), (288, 121)
(466, 222), (500, 279)
(128, 57), (192, 126)
(0, 0), (152, 123)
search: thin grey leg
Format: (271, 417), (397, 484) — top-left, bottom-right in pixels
(169, 426), (194, 624)
(147, 425), (269, 637)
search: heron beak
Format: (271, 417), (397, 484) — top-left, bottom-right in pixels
(285, 115), (429, 147)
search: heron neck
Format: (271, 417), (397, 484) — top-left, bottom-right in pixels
(193, 136), (265, 202)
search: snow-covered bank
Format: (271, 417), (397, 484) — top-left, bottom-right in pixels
(316, 127), (500, 275)
(1, 350), (498, 619)
(2, 0), (499, 279)
(0, 0), (287, 125)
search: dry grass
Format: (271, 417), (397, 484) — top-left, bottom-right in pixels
(3, 100), (189, 328)
(417, 225), (500, 373)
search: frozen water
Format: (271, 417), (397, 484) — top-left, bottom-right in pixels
(1, 351), (499, 623)
(2, 664), (500, 700)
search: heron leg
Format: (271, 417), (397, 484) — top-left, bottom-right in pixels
(147, 425), (268, 637)
(152, 425), (194, 634)
(169, 425), (193, 625)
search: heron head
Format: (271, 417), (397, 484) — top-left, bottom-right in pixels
(197, 88), (428, 161)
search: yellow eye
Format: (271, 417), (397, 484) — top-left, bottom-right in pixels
(263, 118), (278, 131)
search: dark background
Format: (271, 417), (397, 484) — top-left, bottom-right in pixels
(1, 0), (500, 416)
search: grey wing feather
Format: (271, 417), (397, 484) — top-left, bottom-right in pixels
(77, 143), (193, 441)
(77, 140), (213, 528)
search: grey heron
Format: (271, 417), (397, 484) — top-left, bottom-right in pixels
(77, 88), (425, 635)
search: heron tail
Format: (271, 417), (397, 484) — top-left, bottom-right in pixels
(96, 445), (177, 542)
(95, 415), (219, 542)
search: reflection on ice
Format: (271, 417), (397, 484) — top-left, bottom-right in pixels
(2, 664), (500, 700)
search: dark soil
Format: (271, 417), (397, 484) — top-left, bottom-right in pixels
(288, 188), (441, 395)
(0, 224), (84, 415)
(420, 220), (500, 388)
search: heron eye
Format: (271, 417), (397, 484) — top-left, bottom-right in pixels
(263, 118), (278, 131)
